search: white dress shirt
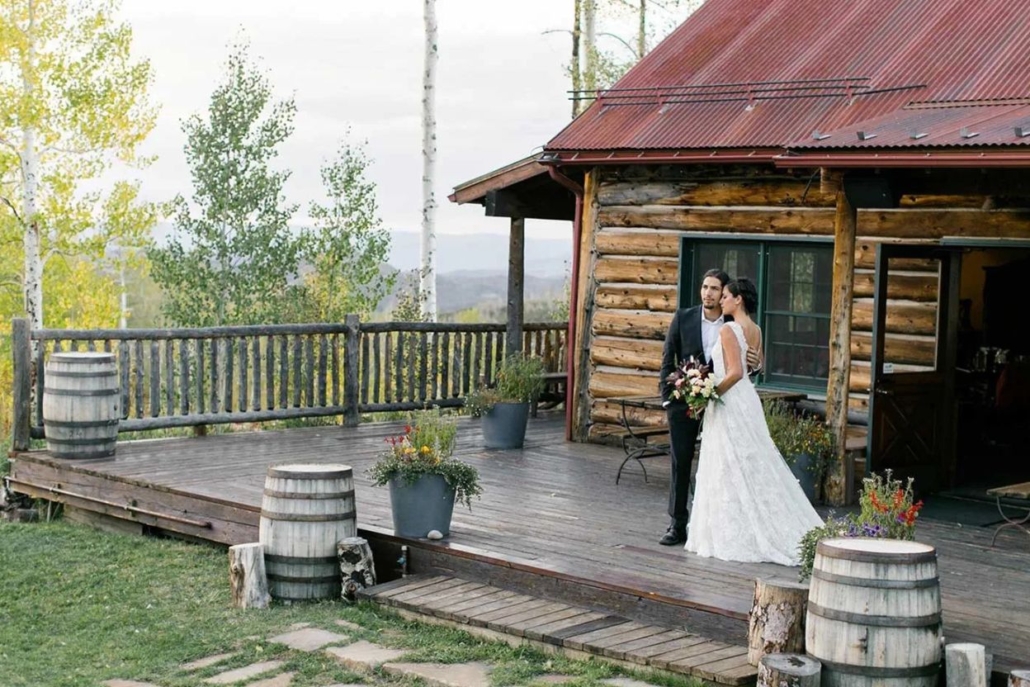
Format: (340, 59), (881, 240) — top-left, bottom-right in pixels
(701, 310), (725, 362)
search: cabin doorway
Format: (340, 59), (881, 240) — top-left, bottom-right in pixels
(950, 246), (1030, 495)
(867, 245), (959, 497)
(867, 243), (1030, 499)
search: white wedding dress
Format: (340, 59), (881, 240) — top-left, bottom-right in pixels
(685, 322), (824, 566)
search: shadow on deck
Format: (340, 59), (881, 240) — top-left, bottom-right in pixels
(8, 413), (1030, 676)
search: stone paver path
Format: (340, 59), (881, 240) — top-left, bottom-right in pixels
(382, 661), (493, 687)
(268, 627), (349, 651)
(104, 623), (672, 687)
(325, 640), (409, 673)
(204, 660), (285, 685)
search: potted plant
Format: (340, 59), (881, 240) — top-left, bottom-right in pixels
(465, 353), (546, 449)
(367, 409), (482, 539)
(797, 469), (924, 580)
(764, 400), (835, 504)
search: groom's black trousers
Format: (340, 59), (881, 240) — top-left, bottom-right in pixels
(666, 403), (702, 532)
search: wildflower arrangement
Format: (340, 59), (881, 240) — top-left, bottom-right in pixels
(464, 353), (546, 417)
(367, 409), (482, 509)
(763, 400), (835, 479)
(665, 356), (720, 419)
(797, 469), (924, 580)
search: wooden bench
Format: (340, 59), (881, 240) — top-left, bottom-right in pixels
(986, 481), (1030, 548)
(531, 371), (567, 417)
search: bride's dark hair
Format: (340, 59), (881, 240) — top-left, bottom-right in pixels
(725, 277), (758, 315)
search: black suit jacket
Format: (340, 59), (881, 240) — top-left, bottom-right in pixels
(659, 306), (709, 404)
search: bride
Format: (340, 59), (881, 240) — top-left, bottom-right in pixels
(685, 278), (824, 565)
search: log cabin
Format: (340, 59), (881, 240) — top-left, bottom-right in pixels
(450, 0), (1030, 505)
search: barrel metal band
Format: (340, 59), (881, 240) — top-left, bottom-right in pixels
(815, 657), (940, 678)
(44, 436), (118, 446)
(808, 602), (941, 628)
(262, 489), (355, 500)
(45, 370), (117, 378)
(266, 467), (353, 480)
(43, 418), (120, 428)
(260, 510), (356, 522)
(43, 387), (120, 397)
(816, 541), (937, 564)
(264, 553), (339, 565)
(266, 573), (341, 584)
(811, 568), (939, 589)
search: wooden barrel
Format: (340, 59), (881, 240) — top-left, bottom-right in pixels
(258, 463), (355, 601)
(42, 352), (120, 459)
(806, 537), (942, 687)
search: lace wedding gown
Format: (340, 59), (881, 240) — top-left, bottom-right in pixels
(685, 322), (823, 565)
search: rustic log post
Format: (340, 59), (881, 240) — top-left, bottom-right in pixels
(338, 536), (376, 601)
(229, 543), (270, 609)
(506, 217), (525, 357)
(758, 654), (821, 687)
(825, 173), (856, 506)
(946, 643), (986, 687)
(1009, 670), (1030, 687)
(343, 314), (360, 427)
(747, 577), (809, 665)
(12, 317), (32, 451)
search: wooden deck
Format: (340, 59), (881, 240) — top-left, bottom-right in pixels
(8, 413), (1030, 676)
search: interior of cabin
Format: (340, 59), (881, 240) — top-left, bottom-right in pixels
(950, 247), (1030, 496)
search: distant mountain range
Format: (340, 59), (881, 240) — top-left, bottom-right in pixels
(150, 223), (571, 317)
(152, 223), (572, 278)
(386, 230), (571, 278)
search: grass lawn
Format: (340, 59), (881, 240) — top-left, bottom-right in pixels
(0, 519), (702, 687)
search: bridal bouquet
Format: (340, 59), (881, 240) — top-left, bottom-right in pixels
(666, 356), (720, 419)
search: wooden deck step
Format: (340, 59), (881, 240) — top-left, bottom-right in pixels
(359, 574), (757, 686)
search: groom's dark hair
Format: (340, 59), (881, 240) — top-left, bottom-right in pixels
(702, 268), (730, 287)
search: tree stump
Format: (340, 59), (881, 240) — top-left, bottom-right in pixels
(338, 536), (376, 601)
(946, 643), (986, 687)
(229, 543), (270, 609)
(758, 653), (821, 687)
(748, 577), (809, 666)
(1009, 670), (1030, 687)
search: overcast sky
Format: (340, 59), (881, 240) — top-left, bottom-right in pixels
(120, 1), (594, 240)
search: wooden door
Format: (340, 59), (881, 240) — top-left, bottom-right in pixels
(867, 246), (959, 495)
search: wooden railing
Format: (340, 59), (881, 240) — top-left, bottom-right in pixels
(10, 317), (567, 450)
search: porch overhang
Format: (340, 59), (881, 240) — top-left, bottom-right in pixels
(449, 154), (577, 222)
(774, 149), (1030, 169)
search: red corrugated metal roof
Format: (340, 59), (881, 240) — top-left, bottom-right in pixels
(790, 102), (1030, 149)
(545, 0), (1030, 155)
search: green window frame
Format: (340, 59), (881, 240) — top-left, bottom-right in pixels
(677, 236), (834, 393)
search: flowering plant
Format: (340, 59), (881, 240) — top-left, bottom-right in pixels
(367, 410), (482, 509)
(665, 356), (720, 419)
(796, 469), (924, 580)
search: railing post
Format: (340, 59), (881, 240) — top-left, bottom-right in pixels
(11, 317), (32, 451)
(344, 314), (360, 427)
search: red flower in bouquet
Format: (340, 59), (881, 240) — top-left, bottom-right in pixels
(665, 356), (721, 419)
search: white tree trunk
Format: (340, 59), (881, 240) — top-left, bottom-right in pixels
(583, 0), (597, 104)
(747, 578), (809, 666)
(637, 0), (647, 59)
(420, 0), (438, 321)
(21, 7), (43, 331)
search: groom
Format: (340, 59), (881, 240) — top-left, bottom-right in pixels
(657, 268), (761, 546)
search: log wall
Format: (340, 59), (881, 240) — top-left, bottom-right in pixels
(575, 167), (1030, 442)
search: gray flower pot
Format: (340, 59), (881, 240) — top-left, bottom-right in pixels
(482, 401), (530, 449)
(787, 452), (818, 503)
(388, 473), (456, 539)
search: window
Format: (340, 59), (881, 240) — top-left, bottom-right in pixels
(678, 238), (833, 391)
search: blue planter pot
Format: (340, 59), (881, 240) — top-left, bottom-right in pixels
(788, 452), (819, 503)
(388, 473), (456, 539)
(482, 402), (530, 449)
